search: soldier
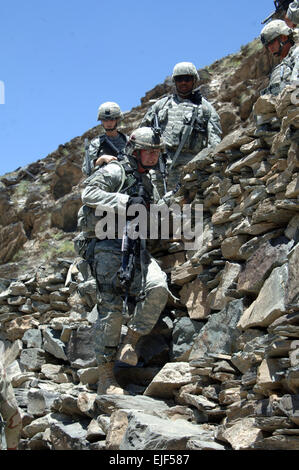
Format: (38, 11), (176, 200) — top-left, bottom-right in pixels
(78, 127), (169, 394)
(0, 352), (22, 450)
(82, 101), (128, 177)
(260, 19), (299, 96)
(140, 61), (222, 194)
(77, 102), (129, 308)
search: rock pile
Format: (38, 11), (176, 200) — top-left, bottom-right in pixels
(0, 41), (298, 451)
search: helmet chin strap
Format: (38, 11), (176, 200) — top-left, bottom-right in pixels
(105, 124), (118, 131)
(103, 119), (118, 132)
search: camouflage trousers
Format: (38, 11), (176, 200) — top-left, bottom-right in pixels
(92, 239), (168, 364)
(0, 364), (22, 450)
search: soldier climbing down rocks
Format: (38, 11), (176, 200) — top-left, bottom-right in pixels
(78, 127), (169, 395)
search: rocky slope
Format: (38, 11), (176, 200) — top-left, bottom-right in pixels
(0, 38), (298, 451)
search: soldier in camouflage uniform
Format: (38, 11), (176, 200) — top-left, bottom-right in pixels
(82, 101), (128, 177)
(78, 127), (169, 394)
(140, 61), (222, 194)
(0, 354), (22, 450)
(260, 20), (299, 96)
(77, 102), (129, 308)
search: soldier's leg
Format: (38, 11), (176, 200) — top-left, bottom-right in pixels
(116, 254), (168, 365)
(92, 246), (125, 394)
(92, 248), (123, 364)
(0, 367), (22, 450)
(130, 255), (168, 334)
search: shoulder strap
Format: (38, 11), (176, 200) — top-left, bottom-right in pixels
(160, 95), (172, 109)
(107, 160), (127, 192)
(118, 131), (129, 143)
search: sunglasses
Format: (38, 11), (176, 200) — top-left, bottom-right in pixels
(174, 75), (194, 83)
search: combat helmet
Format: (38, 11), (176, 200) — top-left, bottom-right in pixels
(260, 19), (293, 45)
(97, 101), (124, 121)
(126, 127), (164, 157)
(172, 62), (199, 83)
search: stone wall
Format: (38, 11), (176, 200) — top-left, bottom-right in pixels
(0, 82), (298, 450)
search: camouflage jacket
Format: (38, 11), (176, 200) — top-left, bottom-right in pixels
(0, 361), (21, 450)
(78, 156), (160, 239)
(261, 44), (299, 96)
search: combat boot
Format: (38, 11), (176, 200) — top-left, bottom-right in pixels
(97, 362), (125, 395)
(116, 328), (142, 366)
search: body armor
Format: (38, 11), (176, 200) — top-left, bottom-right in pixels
(77, 158), (155, 242)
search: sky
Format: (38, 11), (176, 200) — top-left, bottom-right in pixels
(0, 0), (274, 175)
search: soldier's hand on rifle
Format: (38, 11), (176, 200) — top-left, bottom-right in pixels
(127, 196), (147, 207)
(126, 195), (148, 220)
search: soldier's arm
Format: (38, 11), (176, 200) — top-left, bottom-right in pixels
(95, 155), (117, 167)
(81, 163), (129, 213)
(290, 46), (299, 83)
(82, 137), (101, 176)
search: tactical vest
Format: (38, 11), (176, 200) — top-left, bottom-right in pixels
(156, 95), (211, 154)
(96, 132), (127, 157)
(77, 160), (154, 240)
(82, 132), (128, 176)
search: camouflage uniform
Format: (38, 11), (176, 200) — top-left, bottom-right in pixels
(287, 1), (299, 24)
(261, 44), (299, 95)
(140, 62), (222, 193)
(0, 362), (22, 450)
(79, 136), (168, 365)
(79, 102), (128, 307)
(260, 20), (299, 96)
(82, 101), (128, 177)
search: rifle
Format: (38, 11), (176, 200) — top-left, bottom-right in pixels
(84, 138), (92, 177)
(262, 0), (291, 23)
(118, 180), (147, 315)
(84, 135), (126, 177)
(152, 113), (168, 195)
